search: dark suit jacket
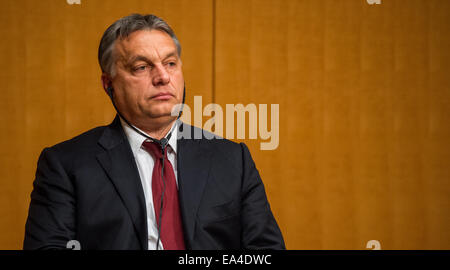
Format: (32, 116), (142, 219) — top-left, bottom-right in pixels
(24, 116), (285, 250)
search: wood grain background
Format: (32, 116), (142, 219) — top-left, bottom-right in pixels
(0, 0), (449, 249)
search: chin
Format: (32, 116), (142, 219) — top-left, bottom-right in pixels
(154, 102), (179, 114)
(146, 108), (176, 119)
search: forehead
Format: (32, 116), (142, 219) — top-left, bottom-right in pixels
(114, 29), (178, 60)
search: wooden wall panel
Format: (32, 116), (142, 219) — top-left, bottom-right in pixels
(1, 0), (449, 250)
(0, 0), (212, 249)
(215, 0), (450, 249)
(426, 0), (450, 249)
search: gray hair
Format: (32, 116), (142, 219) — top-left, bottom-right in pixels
(98, 14), (181, 77)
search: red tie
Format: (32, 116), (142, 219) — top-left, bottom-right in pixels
(142, 141), (185, 250)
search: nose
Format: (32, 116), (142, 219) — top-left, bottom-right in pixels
(152, 64), (170, 86)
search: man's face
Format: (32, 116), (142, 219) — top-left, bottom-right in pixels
(105, 29), (184, 127)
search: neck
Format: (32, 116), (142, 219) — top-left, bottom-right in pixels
(130, 116), (176, 140)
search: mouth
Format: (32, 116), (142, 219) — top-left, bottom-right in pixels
(151, 92), (174, 101)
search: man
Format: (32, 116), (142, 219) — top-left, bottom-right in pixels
(24, 14), (285, 250)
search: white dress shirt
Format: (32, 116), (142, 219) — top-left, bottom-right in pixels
(120, 118), (179, 250)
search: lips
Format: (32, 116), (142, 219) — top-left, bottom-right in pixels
(151, 92), (173, 100)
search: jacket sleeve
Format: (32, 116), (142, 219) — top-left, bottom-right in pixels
(239, 143), (286, 249)
(23, 147), (76, 250)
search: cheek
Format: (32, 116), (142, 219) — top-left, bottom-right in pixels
(117, 75), (147, 96)
(172, 71), (185, 99)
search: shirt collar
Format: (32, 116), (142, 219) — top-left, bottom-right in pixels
(120, 117), (178, 155)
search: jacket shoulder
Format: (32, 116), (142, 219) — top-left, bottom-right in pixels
(180, 123), (249, 170)
(52, 125), (107, 151)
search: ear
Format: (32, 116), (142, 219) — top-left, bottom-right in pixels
(101, 73), (113, 94)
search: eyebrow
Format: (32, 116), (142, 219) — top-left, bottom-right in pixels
(126, 51), (178, 66)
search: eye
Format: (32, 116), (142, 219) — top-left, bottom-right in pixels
(134, 65), (148, 71)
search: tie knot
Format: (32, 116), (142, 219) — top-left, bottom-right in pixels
(142, 140), (167, 159)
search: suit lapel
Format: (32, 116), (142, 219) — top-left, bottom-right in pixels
(177, 123), (213, 247)
(96, 116), (148, 250)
